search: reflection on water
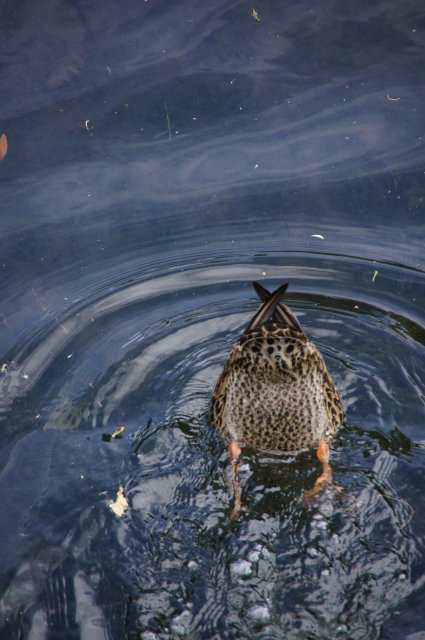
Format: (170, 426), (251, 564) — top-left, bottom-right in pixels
(0, 0), (425, 638)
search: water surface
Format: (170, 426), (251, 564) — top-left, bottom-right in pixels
(0, 1), (424, 638)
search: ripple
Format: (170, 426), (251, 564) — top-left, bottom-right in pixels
(0, 249), (424, 638)
(2, 1), (425, 636)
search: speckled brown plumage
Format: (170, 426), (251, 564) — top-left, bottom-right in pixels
(209, 282), (343, 453)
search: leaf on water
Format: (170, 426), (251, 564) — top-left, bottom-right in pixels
(102, 425), (126, 442)
(112, 425), (125, 439)
(0, 133), (8, 161)
(109, 485), (128, 517)
(372, 270), (379, 283)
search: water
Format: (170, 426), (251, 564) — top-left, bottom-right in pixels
(0, 0), (424, 638)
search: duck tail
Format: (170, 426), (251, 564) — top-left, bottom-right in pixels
(247, 281), (304, 333)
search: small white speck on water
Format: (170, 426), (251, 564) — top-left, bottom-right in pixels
(230, 559), (253, 578)
(321, 568), (330, 577)
(398, 572), (407, 581)
(187, 560), (198, 572)
(248, 604), (271, 626)
(306, 546), (319, 558)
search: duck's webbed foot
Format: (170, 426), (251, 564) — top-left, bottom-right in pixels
(227, 441), (242, 518)
(303, 440), (340, 504)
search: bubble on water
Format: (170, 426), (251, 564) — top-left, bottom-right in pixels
(187, 560), (198, 572)
(230, 559), (253, 578)
(337, 624), (349, 635)
(248, 604), (271, 626)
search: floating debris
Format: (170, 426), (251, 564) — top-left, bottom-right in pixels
(109, 485), (128, 517)
(102, 425), (126, 442)
(372, 270), (379, 283)
(68, 119), (94, 134)
(164, 102), (172, 141)
(0, 133), (8, 161)
(311, 234), (325, 240)
(250, 8), (260, 21)
(112, 425), (125, 438)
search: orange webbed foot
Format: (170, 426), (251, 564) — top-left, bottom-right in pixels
(303, 440), (341, 505)
(227, 441), (243, 518)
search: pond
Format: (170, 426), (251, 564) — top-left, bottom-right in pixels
(0, 1), (424, 638)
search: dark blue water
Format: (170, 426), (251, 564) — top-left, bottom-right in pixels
(0, 1), (424, 638)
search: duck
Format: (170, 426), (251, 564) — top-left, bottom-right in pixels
(209, 281), (343, 507)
